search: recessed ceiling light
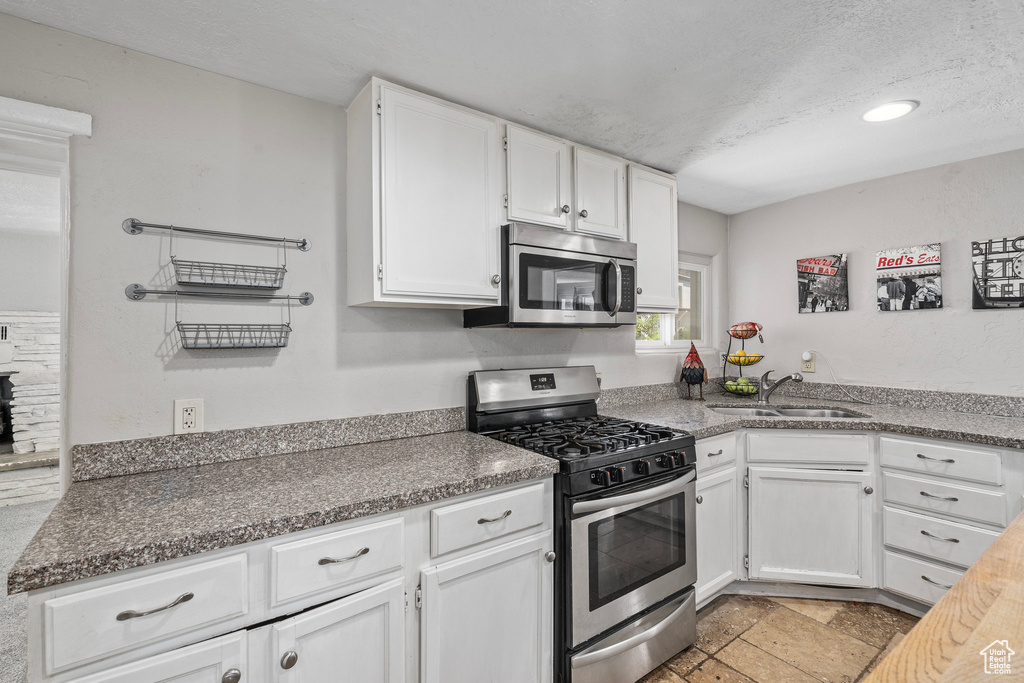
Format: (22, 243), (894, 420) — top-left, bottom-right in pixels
(862, 100), (919, 123)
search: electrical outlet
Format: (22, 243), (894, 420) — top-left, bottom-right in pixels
(173, 398), (204, 434)
(801, 353), (816, 373)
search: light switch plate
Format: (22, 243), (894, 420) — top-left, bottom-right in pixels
(173, 398), (204, 434)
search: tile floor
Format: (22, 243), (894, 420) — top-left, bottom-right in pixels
(642, 595), (919, 683)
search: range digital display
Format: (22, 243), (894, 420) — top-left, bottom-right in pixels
(530, 373), (556, 391)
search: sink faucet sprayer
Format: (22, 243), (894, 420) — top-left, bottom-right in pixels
(757, 370), (804, 405)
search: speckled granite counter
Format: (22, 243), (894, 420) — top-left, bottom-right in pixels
(7, 431), (557, 595)
(602, 394), (1024, 451)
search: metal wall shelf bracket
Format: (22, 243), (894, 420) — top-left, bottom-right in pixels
(124, 284), (314, 306)
(122, 218), (311, 252)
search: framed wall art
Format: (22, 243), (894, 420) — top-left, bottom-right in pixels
(972, 235), (1024, 309)
(876, 244), (942, 311)
(797, 254), (849, 313)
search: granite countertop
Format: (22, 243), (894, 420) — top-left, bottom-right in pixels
(7, 431), (558, 595)
(601, 394), (1024, 451)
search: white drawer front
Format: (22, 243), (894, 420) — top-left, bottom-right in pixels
(883, 506), (1000, 569)
(881, 436), (1002, 485)
(695, 434), (736, 473)
(271, 517), (404, 606)
(883, 550), (963, 606)
(431, 482), (546, 557)
(44, 554), (248, 675)
(883, 471), (1007, 527)
(747, 432), (869, 465)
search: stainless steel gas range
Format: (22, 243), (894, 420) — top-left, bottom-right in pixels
(467, 366), (697, 683)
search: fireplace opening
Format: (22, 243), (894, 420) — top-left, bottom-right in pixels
(0, 375), (14, 455)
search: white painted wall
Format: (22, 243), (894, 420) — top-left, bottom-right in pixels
(0, 169), (61, 311)
(0, 14), (728, 445)
(678, 202), (730, 360)
(729, 148), (1024, 396)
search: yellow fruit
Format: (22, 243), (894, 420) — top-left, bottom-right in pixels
(735, 350), (747, 357)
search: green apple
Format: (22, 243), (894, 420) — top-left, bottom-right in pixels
(737, 377), (751, 386)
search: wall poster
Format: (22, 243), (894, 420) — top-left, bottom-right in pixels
(797, 254), (849, 313)
(876, 244), (942, 311)
(972, 235), (1024, 309)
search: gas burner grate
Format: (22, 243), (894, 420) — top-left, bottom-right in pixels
(486, 416), (687, 460)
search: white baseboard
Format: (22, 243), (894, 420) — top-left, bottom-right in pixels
(697, 580), (931, 618)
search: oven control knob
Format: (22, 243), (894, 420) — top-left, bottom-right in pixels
(657, 454), (676, 470)
(636, 459), (651, 476)
(592, 469), (613, 487)
(609, 466), (626, 483)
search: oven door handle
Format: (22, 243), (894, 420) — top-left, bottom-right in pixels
(571, 597), (689, 669)
(572, 470), (695, 515)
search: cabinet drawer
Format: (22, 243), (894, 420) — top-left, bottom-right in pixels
(696, 434), (736, 472)
(883, 472), (1008, 527)
(67, 631), (246, 683)
(747, 432), (869, 465)
(431, 482), (546, 557)
(883, 550), (963, 605)
(44, 554), (248, 675)
(883, 506), (999, 569)
(271, 517), (404, 606)
(881, 436), (1002, 485)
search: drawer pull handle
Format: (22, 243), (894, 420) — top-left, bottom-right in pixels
(116, 592), (194, 621)
(318, 547), (369, 565)
(921, 575), (953, 590)
(921, 529), (960, 543)
(478, 509), (513, 525)
(920, 491), (959, 502)
(917, 453), (955, 464)
(707, 450), (724, 457)
(222, 670), (242, 683)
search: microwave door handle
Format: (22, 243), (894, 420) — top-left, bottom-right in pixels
(572, 470), (695, 515)
(571, 597), (690, 669)
(608, 259), (622, 317)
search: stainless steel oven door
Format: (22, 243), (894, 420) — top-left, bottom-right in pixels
(570, 469), (697, 646)
(510, 244), (636, 326)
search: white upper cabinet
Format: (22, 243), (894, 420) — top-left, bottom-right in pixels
(347, 79), (503, 307)
(506, 124), (573, 229)
(573, 148), (628, 240)
(628, 166), (679, 312)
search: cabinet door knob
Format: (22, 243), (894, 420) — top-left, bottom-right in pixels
(545, 551), (556, 563)
(281, 651), (299, 670)
(864, 486), (874, 494)
(636, 287), (643, 295)
(222, 670), (242, 683)
(579, 209), (588, 218)
(696, 495), (703, 504)
(561, 205), (571, 214)
(491, 274), (501, 285)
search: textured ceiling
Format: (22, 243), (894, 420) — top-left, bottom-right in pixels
(2, 0), (1024, 214)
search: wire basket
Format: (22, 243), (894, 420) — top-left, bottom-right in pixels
(172, 258), (286, 290)
(725, 353), (764, 367)
(176, 322), (292, 349)
(722, 378), (759, 396)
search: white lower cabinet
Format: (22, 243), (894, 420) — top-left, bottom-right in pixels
(695, 467), (738, 605)
(256, 578), (405, 682)
(68, 632), (246, 683)
(420, 532), (553, 683)
(747, 466), (874, 587)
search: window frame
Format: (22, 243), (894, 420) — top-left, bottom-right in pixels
(635, 258), (709, 352)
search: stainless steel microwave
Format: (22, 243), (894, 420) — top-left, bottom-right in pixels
(464, 223), (637, 328)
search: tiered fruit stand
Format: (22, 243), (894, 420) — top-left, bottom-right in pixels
(722, 322), (765, 396)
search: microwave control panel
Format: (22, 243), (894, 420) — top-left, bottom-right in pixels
(620, 265), (636, 312)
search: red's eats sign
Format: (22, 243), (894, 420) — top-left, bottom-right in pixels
(877, 251), (941, 269)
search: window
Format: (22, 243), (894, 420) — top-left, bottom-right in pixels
(636, 261), (707, 350)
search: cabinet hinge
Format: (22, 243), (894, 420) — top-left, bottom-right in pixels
(377, 263), (383, 280)
(415, 586), (422, 610)
(744, 555), (749, 569)
(503, 136), (508, 150)
(503, 193), (508, 208)
(743, 474), (749, 489)
(376, 99), (382, 116)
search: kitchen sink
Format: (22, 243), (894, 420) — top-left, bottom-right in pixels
(709, 406), (867, 418)
(771, 408), (867, 418)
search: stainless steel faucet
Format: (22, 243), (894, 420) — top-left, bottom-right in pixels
(758, 370), (804, 404)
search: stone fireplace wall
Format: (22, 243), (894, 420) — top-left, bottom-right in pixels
(0, 311), (60, 454)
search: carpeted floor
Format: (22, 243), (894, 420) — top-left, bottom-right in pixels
(1, 499), (56, 683)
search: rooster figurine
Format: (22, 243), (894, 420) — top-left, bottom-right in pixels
(680, 343), (708, 400)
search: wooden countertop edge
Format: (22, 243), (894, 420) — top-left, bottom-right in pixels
(865, 509), (1024, 682)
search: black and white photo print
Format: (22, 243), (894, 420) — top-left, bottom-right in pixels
(973, 236), (1024, 309)
(876, 244), (942, 311)
(797, 254), (849, 313)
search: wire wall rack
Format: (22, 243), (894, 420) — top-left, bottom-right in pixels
(172, 258), (287, 290)
(124, 286), (313, 350)
(123, 218), (311, 251)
